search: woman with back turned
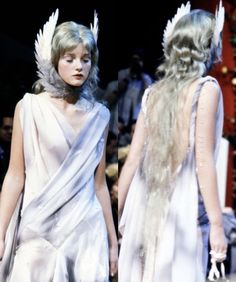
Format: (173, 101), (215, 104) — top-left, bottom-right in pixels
(118, 2), (227, 281)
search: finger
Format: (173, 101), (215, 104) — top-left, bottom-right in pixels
(110, 261), (118, 275)
(210, 250), (227, 262)
(110, 272), (115, 278)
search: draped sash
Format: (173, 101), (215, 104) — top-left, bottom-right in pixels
(0, 93), (110, 281)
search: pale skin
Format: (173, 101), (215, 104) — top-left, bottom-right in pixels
(118, 109), (146, 219)
(118, 79), (227, 257)
(0, 42), (118, 276)
(94, 127), (118, 276)
(195, 81), (227, 256)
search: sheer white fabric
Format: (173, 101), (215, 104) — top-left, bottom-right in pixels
(0, 93), (110, 282)
(119, 76), (224, 282)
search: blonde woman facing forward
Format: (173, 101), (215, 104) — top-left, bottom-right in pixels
(0, 9), (118, 281)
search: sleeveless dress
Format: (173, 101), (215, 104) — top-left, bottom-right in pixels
(0, 93), (110, 282)
(119, 76), (224, 282)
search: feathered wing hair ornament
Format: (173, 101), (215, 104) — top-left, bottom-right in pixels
(34, 9), (75, 97)
(213, 0), (225, 46)
(90, 10), (99, 42)
(35, 9), (59, 70)
(34, 9), (97, 98)
(162, 1), (191, 52)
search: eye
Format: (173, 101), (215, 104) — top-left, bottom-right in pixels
(65, 57), (73, 63)
(83, 58), (91, 63)
(62, 55), (74, 63)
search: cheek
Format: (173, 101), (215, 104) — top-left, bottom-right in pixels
(84, 64), (92, 75)
(58, 63), (69, 78)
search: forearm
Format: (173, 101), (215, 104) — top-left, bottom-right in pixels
(197, 156), (223, 226)
(118, 158), (139, 216)
(95, 185), (118, 247)
(0, 171), (24, 239)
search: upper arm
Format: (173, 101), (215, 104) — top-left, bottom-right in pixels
(7, 100), (25, 179)
(195, 81), (219, 164)
(124, 109), (146, 167)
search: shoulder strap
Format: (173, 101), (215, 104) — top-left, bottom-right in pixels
(192, 76), (219, 110)
(189, 76), (220, 149)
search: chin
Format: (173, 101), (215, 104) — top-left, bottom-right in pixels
(70, 81), (84, 87)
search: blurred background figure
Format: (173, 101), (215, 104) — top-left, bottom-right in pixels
(0, 113), (13, 190)
(104, 80), (118, 136)
(118, 48), (153, 128)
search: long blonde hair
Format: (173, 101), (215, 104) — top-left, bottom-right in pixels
(141, 9), (221, 277)
(143, 10), (219, 189)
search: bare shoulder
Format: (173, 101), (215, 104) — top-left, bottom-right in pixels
(200, 80), (221, 108)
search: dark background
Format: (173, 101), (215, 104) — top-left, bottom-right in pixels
(117, 0), (204, 77)
(0, 0), (204, 112)
(0, 0), (117, 112)
(118, 0), (186, 75)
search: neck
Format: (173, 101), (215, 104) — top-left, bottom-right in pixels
(64, 92), (80, 104)
(49, 91), (80, 104)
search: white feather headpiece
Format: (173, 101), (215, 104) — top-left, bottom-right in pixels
(34, 9), (99, 98)
(35, 9), (99, 66)
(162, 2), (191, 50)
(35, 9), (59, 65)
(213, 0), (225, 46)
(90, 10), (99, 43)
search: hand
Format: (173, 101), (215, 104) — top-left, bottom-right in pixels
(109, 244), (118, 278)
(209, 223), (227, 261)
(0, 239), (5, 260)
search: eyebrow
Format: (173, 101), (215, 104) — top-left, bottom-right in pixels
(64, 52), (90, 57)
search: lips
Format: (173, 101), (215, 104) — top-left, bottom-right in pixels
(73, 74), (83, 78)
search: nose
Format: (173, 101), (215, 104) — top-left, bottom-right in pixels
(75, 59), (83, 71)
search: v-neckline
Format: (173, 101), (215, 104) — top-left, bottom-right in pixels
(36, 93), (92, 139)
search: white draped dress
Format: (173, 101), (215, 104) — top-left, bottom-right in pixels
(0, 93), (110, 282)
(119, 76), (224, 282)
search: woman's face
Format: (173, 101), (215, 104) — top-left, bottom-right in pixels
(58, 43), (92, 87)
